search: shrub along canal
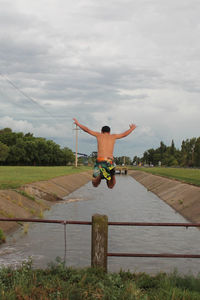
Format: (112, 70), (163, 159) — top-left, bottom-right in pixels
(0, 175), (200, 275)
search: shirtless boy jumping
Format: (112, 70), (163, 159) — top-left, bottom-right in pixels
(73, 118), (136, 189)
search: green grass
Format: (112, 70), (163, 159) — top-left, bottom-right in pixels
(0, 166), (91, 189)
(0, 260), (200, 299)
(130, 167), (200, 187)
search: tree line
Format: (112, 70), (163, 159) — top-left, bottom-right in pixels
(84, 138), (200, 168)
(1, 127), (199, 168)
(133, 137), (200, 167)
(0, 128), (75, 166)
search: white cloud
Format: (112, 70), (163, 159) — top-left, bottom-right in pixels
(0, 116), (71, 140)
(0, 0), (200, 157)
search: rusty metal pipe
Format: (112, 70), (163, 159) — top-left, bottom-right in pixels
(0, 218), (91, 225)
(1, 218), (200, 227)
(107, 253), (200, 258)
(108, 222), (200, 227)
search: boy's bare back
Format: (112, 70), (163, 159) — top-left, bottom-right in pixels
(96, 133), (117, 159)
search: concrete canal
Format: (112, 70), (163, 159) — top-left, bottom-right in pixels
(0, 175), (200, 275)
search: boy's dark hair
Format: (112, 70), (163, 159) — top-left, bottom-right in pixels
(101, 126), (110, 133)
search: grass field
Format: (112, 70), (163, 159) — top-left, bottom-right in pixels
(0, 166), (91, 189)
(1, 166), (200, 190)
(131, 167), (200, 187)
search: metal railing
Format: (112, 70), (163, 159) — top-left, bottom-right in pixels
(1, 216), (200, 271)
(107, 221), (200, 259)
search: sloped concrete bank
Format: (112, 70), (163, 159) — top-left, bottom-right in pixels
(0, 172), (92, 236)
(129, 170), (200, 223)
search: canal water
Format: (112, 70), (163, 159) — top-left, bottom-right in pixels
(0, 175), (200, 275)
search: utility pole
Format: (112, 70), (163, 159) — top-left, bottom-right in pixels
(73, 124), (80, 167)
(75, 124), (78, 167)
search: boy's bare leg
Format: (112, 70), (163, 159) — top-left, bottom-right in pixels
(92, 175), (101, 187)
(107, 175), (116, 189)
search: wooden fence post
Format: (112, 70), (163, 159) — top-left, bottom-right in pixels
(91, 214), (108, 272)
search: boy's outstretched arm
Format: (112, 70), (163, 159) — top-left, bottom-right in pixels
(73, 118), (99, 137)
(114, 123), (136, 139)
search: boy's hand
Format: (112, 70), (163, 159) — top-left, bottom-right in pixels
(73, 118), (79, 126)
(129, 123), (136, 130)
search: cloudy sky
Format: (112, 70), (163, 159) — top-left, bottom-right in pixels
(0, 0), (200, 158)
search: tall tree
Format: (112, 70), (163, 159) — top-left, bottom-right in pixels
(159, 141), (167, 159)
(194, 138), (200, 167)
(170, 140), (175, 155)
(62, 147), (75, 165)
(0, 142), (9, 162)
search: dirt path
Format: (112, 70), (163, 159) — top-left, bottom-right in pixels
(0, 171), (92, 237)
(129, 170), (200, 223)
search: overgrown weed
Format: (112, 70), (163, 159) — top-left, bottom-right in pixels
(0, 259), (200, 299)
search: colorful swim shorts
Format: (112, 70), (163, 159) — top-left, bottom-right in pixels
(93, 159), (115, 181)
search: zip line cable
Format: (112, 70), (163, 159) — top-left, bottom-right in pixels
(0, 72), (41, 107)
(0, 72), (72, 121)
(0, 72), (57, 120)
(0, 72), (81, 157)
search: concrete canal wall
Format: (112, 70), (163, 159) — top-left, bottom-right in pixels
(129, 170), (200, 223)
(1, 169), (200, 237)
(0, 171), (92, 235)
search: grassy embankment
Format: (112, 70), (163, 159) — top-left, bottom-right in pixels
(0, 166), (92, 243)
(130, 167), (200, 187)
(0, 260), (200, 300)
(0, 166), (91, 189)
